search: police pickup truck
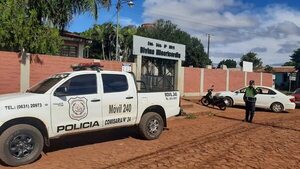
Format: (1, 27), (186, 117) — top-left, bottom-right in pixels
(0, 64), (180, 166)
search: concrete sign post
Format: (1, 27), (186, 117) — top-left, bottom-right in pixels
(133, 35), (186, 94)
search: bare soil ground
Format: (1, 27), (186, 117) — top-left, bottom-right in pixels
(2, 98), (300, 169)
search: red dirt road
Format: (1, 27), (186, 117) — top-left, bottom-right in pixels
(2, 100), (300, 169)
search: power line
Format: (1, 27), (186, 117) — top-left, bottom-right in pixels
(147, 10), (258, 36)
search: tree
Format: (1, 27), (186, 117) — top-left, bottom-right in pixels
(27, 0), (111, 30)
(136, 19), (211, 67)
(81, 24), (106, 59)
(119, 25), (137, 61)
(290, 48), (300, 71)
(81, 23), (117, 60)
(0, 0), (62, 54)
(283, 61), (296, 66)
(217, 59), (237, 68)
(239, 52), (263, 70)
(264, 65), (273, 73)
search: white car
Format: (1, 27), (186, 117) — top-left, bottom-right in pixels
(217, 86), (295, 112)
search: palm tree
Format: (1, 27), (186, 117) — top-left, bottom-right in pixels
(120, 25), (137, 61)
(94, 25), (108, 60)
(27, 0), (111, 30)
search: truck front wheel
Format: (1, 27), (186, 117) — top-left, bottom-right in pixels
(139, 112), (164, 140)
(0, 124), (44, 167)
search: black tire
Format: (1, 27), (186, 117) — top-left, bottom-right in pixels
(219, 104), (226, 111)
(271, 102), (284, 112)
(0, 124), (44, 167)
(201, 97), (209, 106)
(138, 112), (164, 140)
(224, 97), (233, 107)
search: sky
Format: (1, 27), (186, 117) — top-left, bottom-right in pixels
(69, 0), (300, 66)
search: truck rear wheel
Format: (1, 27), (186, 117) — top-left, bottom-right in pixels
(0, 124), (44, 167)
(139, 112), (164, 140)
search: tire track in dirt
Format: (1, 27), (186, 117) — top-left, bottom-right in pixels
(103, 116), (300, 169)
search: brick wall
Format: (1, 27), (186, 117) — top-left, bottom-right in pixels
(0, 52), (20, 94)
(30, 54), (95, 86)
(247, 72), (261, 86)
(184, 67), (201, 93)
(204, 69), (227, 92)
(229, 71), (245, 91)
(183, 67), (273, 95)
(0, 51), (125, 94)
(262, 73), (273, 87)
(0, 51), (275, 95)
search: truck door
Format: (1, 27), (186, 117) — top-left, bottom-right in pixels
(51, 74), (102, 135)
(101, 73), (137, 128)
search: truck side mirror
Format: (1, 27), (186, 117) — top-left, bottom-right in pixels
(54, 86), (68, 97)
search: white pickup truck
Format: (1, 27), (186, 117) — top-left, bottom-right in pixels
(0, 68), (180, 166)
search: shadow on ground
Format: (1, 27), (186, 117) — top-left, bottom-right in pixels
(214, 114), (300, 132)
(45, 127), (140, 153)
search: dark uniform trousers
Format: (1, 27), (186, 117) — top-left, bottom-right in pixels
(245, 99), (256, 122)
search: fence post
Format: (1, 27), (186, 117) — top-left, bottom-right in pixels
(226, 70), (230, 91)
(200, 68), (204, 95)
(20, 49), (30, 92)
(244, 72), (248, 87)
(175, 61), (184, 95)
(260, 72), (263, 86)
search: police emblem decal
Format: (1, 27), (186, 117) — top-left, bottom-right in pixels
(68, 97), (88, 121)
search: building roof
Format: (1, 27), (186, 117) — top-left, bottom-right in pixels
(141, 23), (154, 28)
(272, 66), (297, 73)
(61, 31), (91, 41)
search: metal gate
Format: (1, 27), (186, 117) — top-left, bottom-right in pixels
(141, 57), (176, 92)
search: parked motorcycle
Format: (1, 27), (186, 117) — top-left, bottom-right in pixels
(200, 86), (227, 110)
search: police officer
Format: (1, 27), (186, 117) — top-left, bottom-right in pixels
(243, 80), (257, 123)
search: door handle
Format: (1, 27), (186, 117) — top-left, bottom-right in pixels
(126, 97), (134, 99)
(91, 99), (101, 102)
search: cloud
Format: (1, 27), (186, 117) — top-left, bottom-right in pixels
(211, 52), (242, 58)
(142, 0), (300, 65)
(251, 47), (267, 53)
(277, 42), (299, 54)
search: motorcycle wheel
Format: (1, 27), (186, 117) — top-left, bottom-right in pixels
(219, 102), (227, 110)
(201, 97), (209, 106)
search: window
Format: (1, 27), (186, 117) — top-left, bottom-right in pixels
(60, 45), (78, 57)
(257, 88), (276, 95)
(102, 74), (128, 93)
(27, 73), (69, 94)
(58, 74), (97, 95)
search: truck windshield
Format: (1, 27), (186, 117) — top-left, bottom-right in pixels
(27, 73), (69, 94)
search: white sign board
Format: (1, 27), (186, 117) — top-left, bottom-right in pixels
(133, 35), (185, 61)
(289, 73), (297, 81)
(242, 61), (253, 72)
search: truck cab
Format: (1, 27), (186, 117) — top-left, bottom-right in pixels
(0, 65), (180, 166)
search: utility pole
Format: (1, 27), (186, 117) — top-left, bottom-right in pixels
(115, 0), (134, 61)
(116, 0), (121, 61)
(207, 33), (211, 58)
